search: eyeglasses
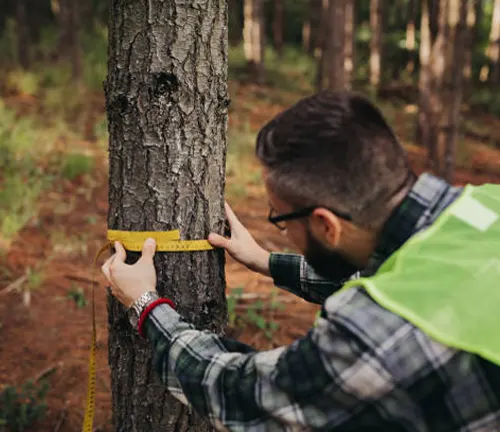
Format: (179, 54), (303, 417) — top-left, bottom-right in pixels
(268, 205), (352, 231)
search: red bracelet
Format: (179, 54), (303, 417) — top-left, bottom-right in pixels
(137, 298), (175, 338)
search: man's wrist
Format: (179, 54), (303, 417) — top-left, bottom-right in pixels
(127, 291), (159, 330)
(250, 249), (271, 277)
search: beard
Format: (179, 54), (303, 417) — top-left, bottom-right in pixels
(304, 230), (361, 282)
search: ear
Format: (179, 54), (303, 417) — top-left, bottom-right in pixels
(309, 207), (342, 248)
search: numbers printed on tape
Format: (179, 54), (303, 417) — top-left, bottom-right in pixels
(82, 229), (214, 431)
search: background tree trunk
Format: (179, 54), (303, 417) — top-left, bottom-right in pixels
(487, 0), (500, 84)
(417, 0), (433, 155)
(370, 0), (384, 93)
(57, 0), (81, 80)
(327, 0), (347, 90)
(344, 0), (355, 89)
(243, 0), (265, 83)
(273, 0), (284, 56)
(228, 0), (243, 46)
(106, 0), (228, 430)
(433, 0), (468, 182)
(463, 0), (479, 94)
(315, 0), (329, 90)
(405, 0), (417, 73)
(16, 0), (29, 69)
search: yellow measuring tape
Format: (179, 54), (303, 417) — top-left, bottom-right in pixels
(82, 229), (214, 432)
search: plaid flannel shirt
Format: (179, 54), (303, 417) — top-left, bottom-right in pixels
(144, 173), (500, 431)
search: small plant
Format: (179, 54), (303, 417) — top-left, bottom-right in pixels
(226, 287), (285, 340)
(245, 297), (284, 340)
(60, 153), (94, 180)
(67, 284), (88, 308)
(227, 287), (244, 327)
(0, 379), (49, 432)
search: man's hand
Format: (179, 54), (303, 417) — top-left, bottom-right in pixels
(208, 202), (271, 277)
(101, 238), (157, 308)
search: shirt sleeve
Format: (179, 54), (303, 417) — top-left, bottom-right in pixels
(144, 301), (393, 431)
(269, 252), (361, 304)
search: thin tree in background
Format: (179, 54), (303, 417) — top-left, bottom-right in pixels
(480, 0), (500, 84)
(273, 0), (284, 56)
(105, 0), (228, 429)
(16, 0), (29, 69)
(344, 0), (356, 89)
(405, 0), (417, 73)
(327, 0), (347, 91)
(463, 0), (481, 94)
(417, 0), (434, 153)
(429, 0), (468, 182)
(315, 0), (330, 90)
(303, 0), (323, 56)
(370, 0), (384, 93)
(243, 0), (265, 83)
(57, 0), (82, 80)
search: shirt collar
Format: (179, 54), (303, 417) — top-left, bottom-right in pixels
(365, 172), (453, 274)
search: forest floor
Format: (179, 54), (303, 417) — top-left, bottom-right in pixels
(2, 78), (500, 431)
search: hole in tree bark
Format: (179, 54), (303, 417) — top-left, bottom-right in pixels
(153, 72), (179, 97)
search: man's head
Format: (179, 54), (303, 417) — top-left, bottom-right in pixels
(256, 90), (414, 278)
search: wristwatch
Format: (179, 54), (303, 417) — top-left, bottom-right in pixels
(127, 291), (160, 331)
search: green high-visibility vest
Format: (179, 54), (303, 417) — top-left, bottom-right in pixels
(341, 183), (500, 366)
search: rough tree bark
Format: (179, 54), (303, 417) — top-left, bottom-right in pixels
(326, 0), (347, 91)
(273, 0), (284, 56)
(243, 0), (265, 83)
(105, 0), (228, 430)
(370, 0), (384, 93)
(432, 0), (468, 182)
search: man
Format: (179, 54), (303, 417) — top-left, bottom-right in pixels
(102, 90), (500, 431)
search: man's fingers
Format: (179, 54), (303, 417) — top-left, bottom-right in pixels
(139, 238), (156, 263)
(224, 202), (243, 230)
(208, 233), (230, 250)
(114, 241), (127, 263)
(101, 254), (115, 281)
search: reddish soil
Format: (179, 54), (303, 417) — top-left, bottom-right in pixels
(2, 84), (500, 431)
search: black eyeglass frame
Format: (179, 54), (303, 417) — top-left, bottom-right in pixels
(268, 206), (352, 231)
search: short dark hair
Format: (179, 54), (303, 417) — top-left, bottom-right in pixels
(256, 90), (413, 229)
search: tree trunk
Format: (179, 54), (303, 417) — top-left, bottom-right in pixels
(430, 0), (468, 182)
(229, 0), (243, 46)
(406, 0), (417, 73)
(105, 0), (228, 430)
(463, 0), (479, 93)
(16, 0), (29, 69)
(304, 0), (323, 55)
(315, 0), (330, 90)
(326, 0), (347, 91)
(429, 0), (440, 41)
(344, 0), (355, 89)
(485, 0), (500, 84)
(370, 0), (384, 92)
(417, 0), (433, 154)
(243, 0), (265, 83)
(57, 0), (82, 80)
(273, 0), (284, 56)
